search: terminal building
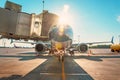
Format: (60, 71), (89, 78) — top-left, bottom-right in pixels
(0, 1), (59, 41)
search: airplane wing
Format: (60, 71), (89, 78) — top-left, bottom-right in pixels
(72, 36), (114, 47)
(86, 36), (114, 45)
(70, 36), (114, 53)
(10, 39), (50, 45)
(10, 39), (51, 51)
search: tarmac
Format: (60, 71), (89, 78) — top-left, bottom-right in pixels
(0, 48), (120, 80)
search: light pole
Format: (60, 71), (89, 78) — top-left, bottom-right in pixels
(2, 39), (6, 47)
(42, 0), (45, 11)
(78, 35), (80, 44)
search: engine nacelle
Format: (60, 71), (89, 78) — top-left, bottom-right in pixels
(35, 44), (45, 52)
(78, 43), (88, 53)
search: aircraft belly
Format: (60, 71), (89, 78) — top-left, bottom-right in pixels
(52, 40), (72, 50)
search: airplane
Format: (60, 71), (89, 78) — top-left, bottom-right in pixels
(11, 24), (114, 62)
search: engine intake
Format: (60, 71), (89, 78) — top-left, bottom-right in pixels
(78, 43), (88, 53)
(35, 44), (45, 52)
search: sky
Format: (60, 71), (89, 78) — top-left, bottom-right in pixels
(0, 0), (120, 47)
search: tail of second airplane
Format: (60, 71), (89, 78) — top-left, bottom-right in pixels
(111, 36), (114, 44)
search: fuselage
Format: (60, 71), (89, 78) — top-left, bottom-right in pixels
(49, 24), (73, 50)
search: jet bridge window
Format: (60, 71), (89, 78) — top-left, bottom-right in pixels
(34, 22), (40, 28)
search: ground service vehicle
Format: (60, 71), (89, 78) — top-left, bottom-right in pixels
(111, 44), (120, 52)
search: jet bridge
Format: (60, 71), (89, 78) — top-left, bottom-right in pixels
(0, 7), (59, 41)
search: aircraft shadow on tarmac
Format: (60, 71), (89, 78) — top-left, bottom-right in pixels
(0, 51), (120, 61)
(73, 55), (120, 62)
(0, 52), (51, 61)
(0, 52), (120, 80)
(0, 75), (22, 80)
(0, 56), (95, 80)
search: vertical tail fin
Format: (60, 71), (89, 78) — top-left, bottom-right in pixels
(111, 36), (114, 44)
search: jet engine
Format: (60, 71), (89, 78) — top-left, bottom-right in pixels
(78, 43), (88, 53)
(35, 44), (45, 52)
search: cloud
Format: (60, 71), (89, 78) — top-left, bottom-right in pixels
(117, 16), (120, 23)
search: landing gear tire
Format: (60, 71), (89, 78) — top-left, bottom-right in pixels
(69, 51), (74, 56)
(111, 49), (114, 52)
(117, 50), (120, 53)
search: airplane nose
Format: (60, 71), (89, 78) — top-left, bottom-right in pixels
(58, 27), (64, 36)
(49, 24), (73, 42)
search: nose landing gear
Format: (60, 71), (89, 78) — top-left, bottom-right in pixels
(57, 50), (65, 62)
(58, 55), (64, 62)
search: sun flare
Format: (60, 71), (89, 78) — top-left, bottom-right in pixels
(58, 15), (69, 24)
(58, 5), (72, 25)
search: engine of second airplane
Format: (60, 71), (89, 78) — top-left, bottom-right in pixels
(35, 44), (45, 52)
(78, 43), (88, 53)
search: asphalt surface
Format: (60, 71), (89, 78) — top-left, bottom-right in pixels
(0, 48), (120, 80)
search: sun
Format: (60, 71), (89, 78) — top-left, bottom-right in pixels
(58, 15), (69, 24)
(58, 5), (71, 25)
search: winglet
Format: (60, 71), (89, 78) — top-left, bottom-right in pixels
(111, 36), (114, 44)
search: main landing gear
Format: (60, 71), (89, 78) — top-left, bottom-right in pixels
(69, 50), (74, 56)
